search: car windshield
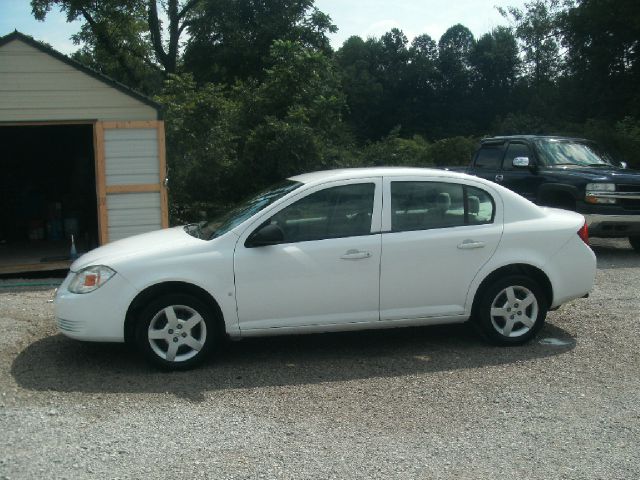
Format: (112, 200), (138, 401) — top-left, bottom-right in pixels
(186, 180), (303, 240)
(534, 139), (614, 167)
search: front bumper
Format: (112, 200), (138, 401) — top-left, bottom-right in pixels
(584, 213), (640, 237)
(54, 270), (138, 342)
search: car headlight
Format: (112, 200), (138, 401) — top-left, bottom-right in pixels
(585, 183), (616, 204)
(68, 266), (116, 294)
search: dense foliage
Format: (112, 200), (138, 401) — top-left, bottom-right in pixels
(32, 0), (640, 222)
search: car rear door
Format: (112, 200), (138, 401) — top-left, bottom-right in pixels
(379, 176), (503, 320)
(470, 142), (505, 183)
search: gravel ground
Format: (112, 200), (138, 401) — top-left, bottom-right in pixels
(1, 238), (639, 480)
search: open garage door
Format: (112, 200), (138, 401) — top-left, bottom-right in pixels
(95, 121), (169, 244)
(0, 123), (99, 274)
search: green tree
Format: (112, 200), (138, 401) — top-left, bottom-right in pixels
(470, 27), (520, 126)
(156, 74), (241, 218)
(31, 0), (203, 91)
(183, 0), (336, 83)
(335, 36), (385, 141)
(405, 34), (440, 135)
(437, 24), (475, 135)
(237, 40), (348, 189)
(499, 0), (567, 87)
(336, 29), (415, 141)
(359, 130), (431, 167)
(561, 0), (640, 120)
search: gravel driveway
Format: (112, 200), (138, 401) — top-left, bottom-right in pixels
(1, 238), (639, 480)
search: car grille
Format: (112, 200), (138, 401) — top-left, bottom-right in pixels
(57, 318), (83, 334)
(616, 184), (640, 210)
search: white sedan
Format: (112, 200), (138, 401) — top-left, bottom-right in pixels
(55, 168), (596, 369)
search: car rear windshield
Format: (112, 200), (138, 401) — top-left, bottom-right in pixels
(534, 139), (613, 167)
(190, 180), (303, 240)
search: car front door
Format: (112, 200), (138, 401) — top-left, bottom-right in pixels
(234, 178), (383, 331)
(380, 177), (503, 320)
(498, 141), (545, 202)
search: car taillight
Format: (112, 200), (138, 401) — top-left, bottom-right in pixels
(578, 221), (589, 245)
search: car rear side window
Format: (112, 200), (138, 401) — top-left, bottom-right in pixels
(391, 182), (494, 232)
(475, 144), (504, 169)
(270, 183), (375, 243)
(466, 186), (494, 224)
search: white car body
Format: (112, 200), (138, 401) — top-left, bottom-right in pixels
(55, 168), (596, 356)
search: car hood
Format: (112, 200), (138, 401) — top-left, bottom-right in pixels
(545, 165), (640, 183)
(70, 227), (202, 272)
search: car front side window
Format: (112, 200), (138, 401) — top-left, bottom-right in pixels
(268, 183), (375, 243)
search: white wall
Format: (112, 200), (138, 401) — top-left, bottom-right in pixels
(0, 39), (158, 122)
(107, 192), (162, 242)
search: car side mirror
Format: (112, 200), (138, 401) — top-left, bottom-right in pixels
(619, 161), (628, 169)
(513, 156), (530, 168)
(245, 223), (284, 248)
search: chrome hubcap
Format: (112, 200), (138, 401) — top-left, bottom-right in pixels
(490, 286), (538, 338)
(148, 305), (207, 362)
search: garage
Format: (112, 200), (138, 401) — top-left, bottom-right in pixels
(0, 31), (168, 274)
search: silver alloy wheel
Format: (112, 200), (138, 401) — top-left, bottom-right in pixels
(147, 304), (207, 362)
(489, 285), (539, 338)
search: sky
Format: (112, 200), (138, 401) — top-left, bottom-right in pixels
(1, 0), (527, 55)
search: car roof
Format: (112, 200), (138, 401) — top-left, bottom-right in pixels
(481, 135), (590, 144)
(289, 167), (472, 185)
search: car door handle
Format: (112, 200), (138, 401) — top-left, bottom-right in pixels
(457, 240), (485, 250)
(340, 249), (372, 260)
(495, 174), (504, 182)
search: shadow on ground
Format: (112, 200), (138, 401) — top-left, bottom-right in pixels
(590, 238), (640, 269)
(12, 322), (574, 402)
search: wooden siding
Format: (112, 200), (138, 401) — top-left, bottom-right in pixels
(104, 128), (160, 185)
(106, 192), (162, 242)
(0, 39), (157, 122)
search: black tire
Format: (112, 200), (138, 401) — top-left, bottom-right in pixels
(135, 293), (218, 370)
(629, 236), (640, 252)
(474, 275), (548, 346)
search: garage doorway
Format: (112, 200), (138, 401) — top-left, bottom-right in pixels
(0, 124), (98, 274)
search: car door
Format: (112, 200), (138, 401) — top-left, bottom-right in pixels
(234, 178), (383, 331)
(379, 177), (503, 320)
(471, 142), (505, 183)
(498, 141), (545, 202)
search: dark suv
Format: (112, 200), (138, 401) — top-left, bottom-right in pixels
(460, 135), (640, 251)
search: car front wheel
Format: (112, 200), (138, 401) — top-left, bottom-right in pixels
(629, 236), (640, 253)
(135, 293), (216, 369)
(475, 275), (548, 345)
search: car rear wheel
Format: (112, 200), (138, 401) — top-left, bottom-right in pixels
(629, 236), (640, 252)
(475, 275), (548, 345)
(135, 293), (216, 370)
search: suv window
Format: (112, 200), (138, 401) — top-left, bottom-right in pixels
(270, 183), (375, 243)
(475, 144), (504, 169)
(391, 182), (494, 232)
(503, 142), (532, 170)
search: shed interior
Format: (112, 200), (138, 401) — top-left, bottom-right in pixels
(0, 124), (98, 273)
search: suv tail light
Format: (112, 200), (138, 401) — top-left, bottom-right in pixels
(578, 221), (589, 245)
